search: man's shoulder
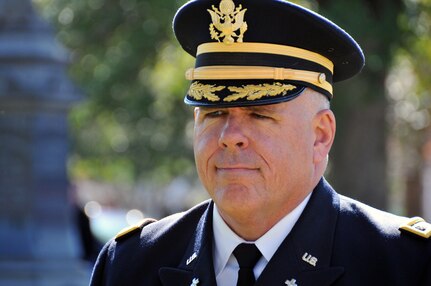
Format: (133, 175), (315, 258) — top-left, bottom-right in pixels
(89, 200), (212, 285)
(338, 194), (431, 242)
(114, 199), (211, 244)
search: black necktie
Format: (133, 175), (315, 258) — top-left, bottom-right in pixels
(233, 243), (262, 286)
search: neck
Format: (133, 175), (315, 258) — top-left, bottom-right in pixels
(217, 189), (313, 241)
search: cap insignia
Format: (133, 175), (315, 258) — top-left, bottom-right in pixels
(188, 81), (297, 103)
(207, 0), (248, 44)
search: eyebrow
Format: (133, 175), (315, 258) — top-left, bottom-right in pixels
(198, 104), (280, 114)
(241, 105), (279, 113)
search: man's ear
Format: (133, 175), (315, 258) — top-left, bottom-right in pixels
(313, 109), (336, 164)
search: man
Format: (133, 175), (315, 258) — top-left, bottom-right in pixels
(90, 0), (431, 285)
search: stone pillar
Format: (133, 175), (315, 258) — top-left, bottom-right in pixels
(0, 0), (89, 285)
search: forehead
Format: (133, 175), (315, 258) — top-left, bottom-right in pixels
(196, 89), (319, 112)
(197, 102), (287, 113)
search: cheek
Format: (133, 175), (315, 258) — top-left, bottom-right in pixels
(268, 126), (313, 172)
(194, 127), (215, 159)
(193, 126), (219, 177)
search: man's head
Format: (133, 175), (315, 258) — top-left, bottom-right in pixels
(193, 88), (334, 239)
(173, 0), (363, 238)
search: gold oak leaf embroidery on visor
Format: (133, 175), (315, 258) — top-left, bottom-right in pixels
(188, 82), (297, 102)
(224, 82), (297, 102)
(188, 82), (224, 102)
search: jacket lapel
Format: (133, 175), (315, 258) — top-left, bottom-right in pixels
(159, 179), (344, 286)
(256, 179), (345, 286)
(159, 203), (217, 286)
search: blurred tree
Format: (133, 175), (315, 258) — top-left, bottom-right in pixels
(34, 0), (195, 184)
(313, 0), (407, 210)
(313, 0), (431, 215)
(388, 0), (431, 216)
(34, 0), (431, 215)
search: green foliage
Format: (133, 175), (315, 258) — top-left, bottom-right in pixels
(388, 0), (431, 146)
(403, 0), (431, 92)
(34, 0), (195, 184)
(33, 0), (431, 206)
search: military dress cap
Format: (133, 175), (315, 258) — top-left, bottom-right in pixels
(173, 0), (365, 107)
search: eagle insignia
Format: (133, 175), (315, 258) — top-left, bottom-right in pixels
(207, 0), (248, 44)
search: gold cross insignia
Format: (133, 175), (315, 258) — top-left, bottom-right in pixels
(285, 278), (298, 286)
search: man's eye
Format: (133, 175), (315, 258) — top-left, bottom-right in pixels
(251, 113), (270, 119)
(205, 110), (225, 117)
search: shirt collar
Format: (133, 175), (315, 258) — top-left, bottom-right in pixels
(212, 205), (244, 276)
(212, 192), (312, 276)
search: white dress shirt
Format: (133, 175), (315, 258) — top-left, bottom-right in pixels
(212, 193), (311, 286)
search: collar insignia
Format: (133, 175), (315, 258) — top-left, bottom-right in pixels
(186, 252), (198, 265)
(207, 0), (248, 44)
(285, 278), (298, 286)
(302, 252), (318, 267)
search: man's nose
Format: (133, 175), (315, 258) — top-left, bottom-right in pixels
(218, 116), (249, 150)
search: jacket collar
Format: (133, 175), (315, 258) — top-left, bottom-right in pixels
(255, 178), (344, 286)
(159, 202), (217, 286)
(159, 178), (344, 286)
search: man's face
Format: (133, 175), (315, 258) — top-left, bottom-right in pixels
(193, 90), (326, 230)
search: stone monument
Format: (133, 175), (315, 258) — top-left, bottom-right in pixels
(0, 0), (89, 284)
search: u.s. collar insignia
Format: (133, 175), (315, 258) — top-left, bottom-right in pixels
(186, 252), (198, 265)
(207, 0), (248, 44)
(302, 252), (318, 267)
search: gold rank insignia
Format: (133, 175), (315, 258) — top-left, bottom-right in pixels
(399, 217), (431, 239)
(207, 0), (248, 44)
(115, 218), (157, 242)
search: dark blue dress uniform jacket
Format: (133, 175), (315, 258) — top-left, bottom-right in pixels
(90, 179), (431, 285)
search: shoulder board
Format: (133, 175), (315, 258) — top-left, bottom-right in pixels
(399, 217), (431, 239)
(115, 218), (157, 242)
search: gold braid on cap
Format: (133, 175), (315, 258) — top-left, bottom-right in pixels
(186, 65), (332, 96)
(197, 43), (334, 73)
(186, 42), (334, 96)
